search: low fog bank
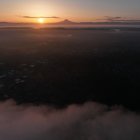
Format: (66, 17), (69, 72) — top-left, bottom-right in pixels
(0, 100), (140, 140)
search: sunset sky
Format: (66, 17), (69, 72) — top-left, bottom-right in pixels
(0, 0), (140, 23)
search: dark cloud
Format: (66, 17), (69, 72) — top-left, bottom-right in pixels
(0, 100), (140, 140)
(19, 16), (60, 19)
(97, 16), (140, 23)
(105, 16), (123, 21)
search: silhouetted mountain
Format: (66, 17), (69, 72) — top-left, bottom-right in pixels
(51, 19), (78, 25)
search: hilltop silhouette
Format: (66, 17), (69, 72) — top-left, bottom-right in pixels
(52, 19), (78, 25)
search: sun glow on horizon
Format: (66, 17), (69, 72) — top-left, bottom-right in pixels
(38, 18), (45, 24)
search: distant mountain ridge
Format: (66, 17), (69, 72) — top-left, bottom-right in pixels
(51, 19), (78, 25)
(0, 19), (140, 26)
(50, 19), (98, 25)
(48, 19), (140, 25)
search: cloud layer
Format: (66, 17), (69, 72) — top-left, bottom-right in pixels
(0, 100), (140, 140)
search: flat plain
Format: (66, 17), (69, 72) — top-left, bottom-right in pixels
(0, 28), (140, 110)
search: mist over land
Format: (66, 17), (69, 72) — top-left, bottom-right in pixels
(0, 100), (140, 140)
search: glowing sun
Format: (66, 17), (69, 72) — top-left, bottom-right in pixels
(38, 18), (45, 24)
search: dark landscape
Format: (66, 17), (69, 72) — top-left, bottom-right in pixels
(0, 28), (140, 110)
(1, 0), (140, 139)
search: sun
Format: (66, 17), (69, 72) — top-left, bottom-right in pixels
(38, 18), (45, 24)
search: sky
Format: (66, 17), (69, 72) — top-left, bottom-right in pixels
(0, 0), (140, 23)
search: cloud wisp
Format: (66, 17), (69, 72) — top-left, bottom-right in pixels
(0, 100), (140, 140)
(19, 16), (60, 19)
(97, 16), (140, 23)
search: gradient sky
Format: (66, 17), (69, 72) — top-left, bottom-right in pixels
(0, 0), (140, 23)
